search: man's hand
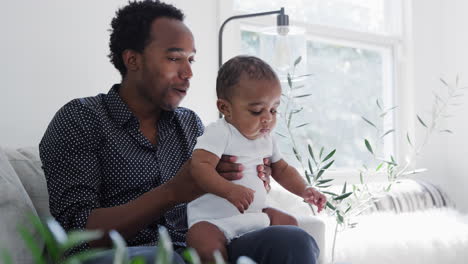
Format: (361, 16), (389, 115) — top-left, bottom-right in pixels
(225, 184), (255, 213)
(303, 186), (327, 213)
(216, 155), (243, 180)
(257, 158), (272, 192)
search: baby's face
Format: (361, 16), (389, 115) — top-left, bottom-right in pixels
(226, 76), (281, 140)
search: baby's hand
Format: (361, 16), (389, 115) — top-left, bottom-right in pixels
(303, 186), (327, 213)
(226, 185), (255, 213)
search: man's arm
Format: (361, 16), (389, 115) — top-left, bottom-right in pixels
(191, 149), (254, 213)
(86, 160), (202, 247)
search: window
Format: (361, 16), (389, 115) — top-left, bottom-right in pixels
(223, 0), (405, 176)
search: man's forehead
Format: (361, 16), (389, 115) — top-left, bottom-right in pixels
(148, 18), (195, 48)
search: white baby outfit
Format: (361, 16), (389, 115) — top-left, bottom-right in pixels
(187, 118), (282, 241)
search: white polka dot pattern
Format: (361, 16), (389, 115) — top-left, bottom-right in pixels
(39, 85), (204, 252)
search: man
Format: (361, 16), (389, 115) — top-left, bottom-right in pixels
(39, 1), (320, 263)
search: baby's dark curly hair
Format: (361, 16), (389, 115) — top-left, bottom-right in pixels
(217, 55), (279, 100)
(109, 0), (184, 77)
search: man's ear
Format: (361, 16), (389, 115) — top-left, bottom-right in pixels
(217, 99), (232, 117)
(122, 49), (141, 72)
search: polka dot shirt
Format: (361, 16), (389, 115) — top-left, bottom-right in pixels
(39, 84), (204, 252)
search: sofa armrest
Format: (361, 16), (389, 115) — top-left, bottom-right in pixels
(297, 215), (326, 264)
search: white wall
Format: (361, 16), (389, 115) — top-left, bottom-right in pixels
(411, 0), (468, 212)
(0, 0), (219, 148)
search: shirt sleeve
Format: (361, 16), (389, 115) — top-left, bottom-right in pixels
(194, 120), (230, 158)
(271, 135), (283, 163)
(39, 100), (102, 234)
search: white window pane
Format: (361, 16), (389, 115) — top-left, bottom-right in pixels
(234, 0), (401, 36)
(240, 31), (395, 169)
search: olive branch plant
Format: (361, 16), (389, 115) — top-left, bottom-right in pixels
(278, 56), (466, 263)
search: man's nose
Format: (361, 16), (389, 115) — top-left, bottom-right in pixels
(180, 61), (193, 80)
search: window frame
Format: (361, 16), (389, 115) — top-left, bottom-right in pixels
(217, 0), (415, 184)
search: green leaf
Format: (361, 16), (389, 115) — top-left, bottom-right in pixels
(417, 115), (428, 128)
(322, 149), (336, 162)
(326, 201), (336, 210)
(376, 162), (383, 171)
(18, 225), (46, 264)
(275, 132), (287, 138)
(157, 226), (174, 264)
(381, 129), (395, 138)
(380, 106), (398, 118)
(292, 85), (305, 90)
(359, 172), (364, 184)
(213, 250), (226, 264)
(294, 56), (302, 66)
(308, 159), (314, 176)
(440, 78), (449, 87)
(322, 160), (335, 171)
(364, 139), (374, 154)
(385, 184), (392, 192)
(27, 214), (59, 261)
(345, 205), (352, 214)
(296, 123), (309, 128)
(1, 248), (13, 264)
(337, 212), (344, 224)
(319, 147), (324, 159)
(292, 147), (302, 162)
(129, 256), (146, 264)
(304, 170), (311, 184)
(333, 192), (353, 201)
(287, 73), (292, 88)
(361, 116), (377, 128)
(440, 129), (453, 134)
(341, 182), (347, 194)
(406, 132), (413, 147)
(182, 248), (201, 264)
(376, 99), (382, 110)
(47, 219), (67, 245)
(308, 144), (317, 166)
(317, 179), (334, 185)
(109, 230), (128, 264)
(294, 94), (312, 99)
(296, 73), (314, 78)
(291, 107), (304, 114)
(62, 230), (103, 250)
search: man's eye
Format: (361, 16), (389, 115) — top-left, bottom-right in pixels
(250, 110), (262, 116)
(168, 57), (179, 62)
(189, 58), (196, 64)
(271, 109), (277, 114)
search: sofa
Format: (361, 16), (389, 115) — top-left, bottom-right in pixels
(0, 146), (326, 264)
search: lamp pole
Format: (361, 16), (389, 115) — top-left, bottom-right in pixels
(218, 7), (289, 68)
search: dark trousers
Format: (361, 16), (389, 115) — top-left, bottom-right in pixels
(85, 226), (319, 264)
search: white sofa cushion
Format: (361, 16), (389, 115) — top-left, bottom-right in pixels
(0, 146), (43, 264)
(4, 147), (50, 221)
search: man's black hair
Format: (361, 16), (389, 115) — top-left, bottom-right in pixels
(216, 55), (279, 100)
(109, 0), (185, 77)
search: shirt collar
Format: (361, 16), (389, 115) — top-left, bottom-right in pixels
(105, 84), (177, 128)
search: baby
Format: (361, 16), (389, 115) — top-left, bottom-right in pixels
(186, 55), (326, 262)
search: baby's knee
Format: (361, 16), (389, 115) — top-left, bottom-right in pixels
(283, 214), (298, 226)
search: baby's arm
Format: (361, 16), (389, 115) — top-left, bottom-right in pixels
(271, 159), (327, 212)
(191, 149), (255, 213)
